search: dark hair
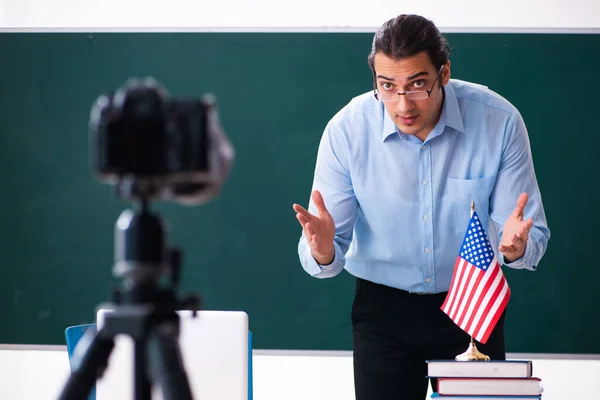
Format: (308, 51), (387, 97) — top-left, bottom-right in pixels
(368, 14), (450, 73)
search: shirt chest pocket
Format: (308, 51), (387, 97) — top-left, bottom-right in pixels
(444, 175), (497, 229)
(447, 175), (497, 196)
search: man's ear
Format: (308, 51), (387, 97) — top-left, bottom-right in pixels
(442, 60), (451, 86)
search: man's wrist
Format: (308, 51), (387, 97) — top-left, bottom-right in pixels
(501, 232), (530, 264)
(314, 249), (335, 266)
(503, 249), (525, 264)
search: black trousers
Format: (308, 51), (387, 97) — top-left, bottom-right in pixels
(351, 277), (506, 400)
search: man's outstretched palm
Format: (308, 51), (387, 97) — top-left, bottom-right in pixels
(293, 190), (336, 265)
(499, 192), (534, 263)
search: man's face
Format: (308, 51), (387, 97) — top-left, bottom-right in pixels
(373, 51), (450, 141)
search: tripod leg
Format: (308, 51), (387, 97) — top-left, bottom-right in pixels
(134, 340), (152, 400)
(147, 321), (194, 400)
(58, 328), (115, 400)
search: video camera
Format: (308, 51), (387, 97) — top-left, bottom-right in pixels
(57, 77), (234, 400)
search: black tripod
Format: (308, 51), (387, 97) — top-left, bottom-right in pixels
(57, 198), (201, 400)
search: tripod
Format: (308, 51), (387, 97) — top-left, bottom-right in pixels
(57, 198), (201, 400)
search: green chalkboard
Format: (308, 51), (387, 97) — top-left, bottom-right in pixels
(0, 32), (598, 354)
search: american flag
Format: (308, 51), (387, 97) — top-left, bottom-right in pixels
(441, 211), (511, 344)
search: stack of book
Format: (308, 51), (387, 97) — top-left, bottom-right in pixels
(426, 359), (544, 399)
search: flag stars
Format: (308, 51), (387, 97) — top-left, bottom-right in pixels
(461, 212), (496, 269)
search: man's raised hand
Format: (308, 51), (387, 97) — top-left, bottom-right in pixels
(293, 190), (336, 265)
(499, 192), (534, 263)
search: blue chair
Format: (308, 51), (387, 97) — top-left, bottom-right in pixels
(65, 323), (253, 400)
(248, 330), (253, 400)
(65, 323), (97, 400)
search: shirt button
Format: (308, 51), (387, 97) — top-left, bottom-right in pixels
(423, 215), (429, 220)
(425, 248), (431, 253)
(422, 145), (427, 150)
(423, 180), (428, 185)
(426, 278), (431, 283)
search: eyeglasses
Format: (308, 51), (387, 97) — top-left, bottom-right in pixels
(374, 65), (444, 102)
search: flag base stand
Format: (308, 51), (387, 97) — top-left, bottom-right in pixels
(455, 337), (490, 361)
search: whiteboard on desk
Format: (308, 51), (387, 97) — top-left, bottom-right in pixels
(95, 309), (249, 400)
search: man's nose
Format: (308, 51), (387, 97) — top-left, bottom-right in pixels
(396, 95), (415, 113)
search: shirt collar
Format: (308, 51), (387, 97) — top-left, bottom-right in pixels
(381, 80), (465, 142)
(441, 81), (465, 134)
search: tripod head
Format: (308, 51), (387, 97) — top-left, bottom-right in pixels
(109, 198), (200, 311)
(57, 77), (234, 400)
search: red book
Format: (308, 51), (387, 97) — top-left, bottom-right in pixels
(437, 377), (543, 396)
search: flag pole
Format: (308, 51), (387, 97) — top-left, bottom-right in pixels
(455, 200), (491, 362)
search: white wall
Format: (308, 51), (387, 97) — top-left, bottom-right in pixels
(0, 347), (599, 400)
(2, 0), (600, 30)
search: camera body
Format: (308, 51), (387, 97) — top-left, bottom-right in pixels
(89, 77), (233, 205)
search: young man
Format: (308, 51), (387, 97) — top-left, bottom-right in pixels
(292, 14), (551, 400)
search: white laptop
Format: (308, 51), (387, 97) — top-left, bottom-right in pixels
(95, 308), (249, 400)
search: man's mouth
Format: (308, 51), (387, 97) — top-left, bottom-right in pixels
(398, 115), (418, 125)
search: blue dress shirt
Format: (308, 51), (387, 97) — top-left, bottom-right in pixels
(297, 79), (550, 293)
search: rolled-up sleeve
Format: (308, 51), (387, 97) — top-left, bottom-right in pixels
(491, 110), (551, 271)
(297, 121), (358, 278)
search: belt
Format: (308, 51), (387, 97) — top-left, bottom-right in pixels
(407, 289), (448, 296)
(356, 277), (446, 296)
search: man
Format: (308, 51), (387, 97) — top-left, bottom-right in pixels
(292, 14), (550, 400)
